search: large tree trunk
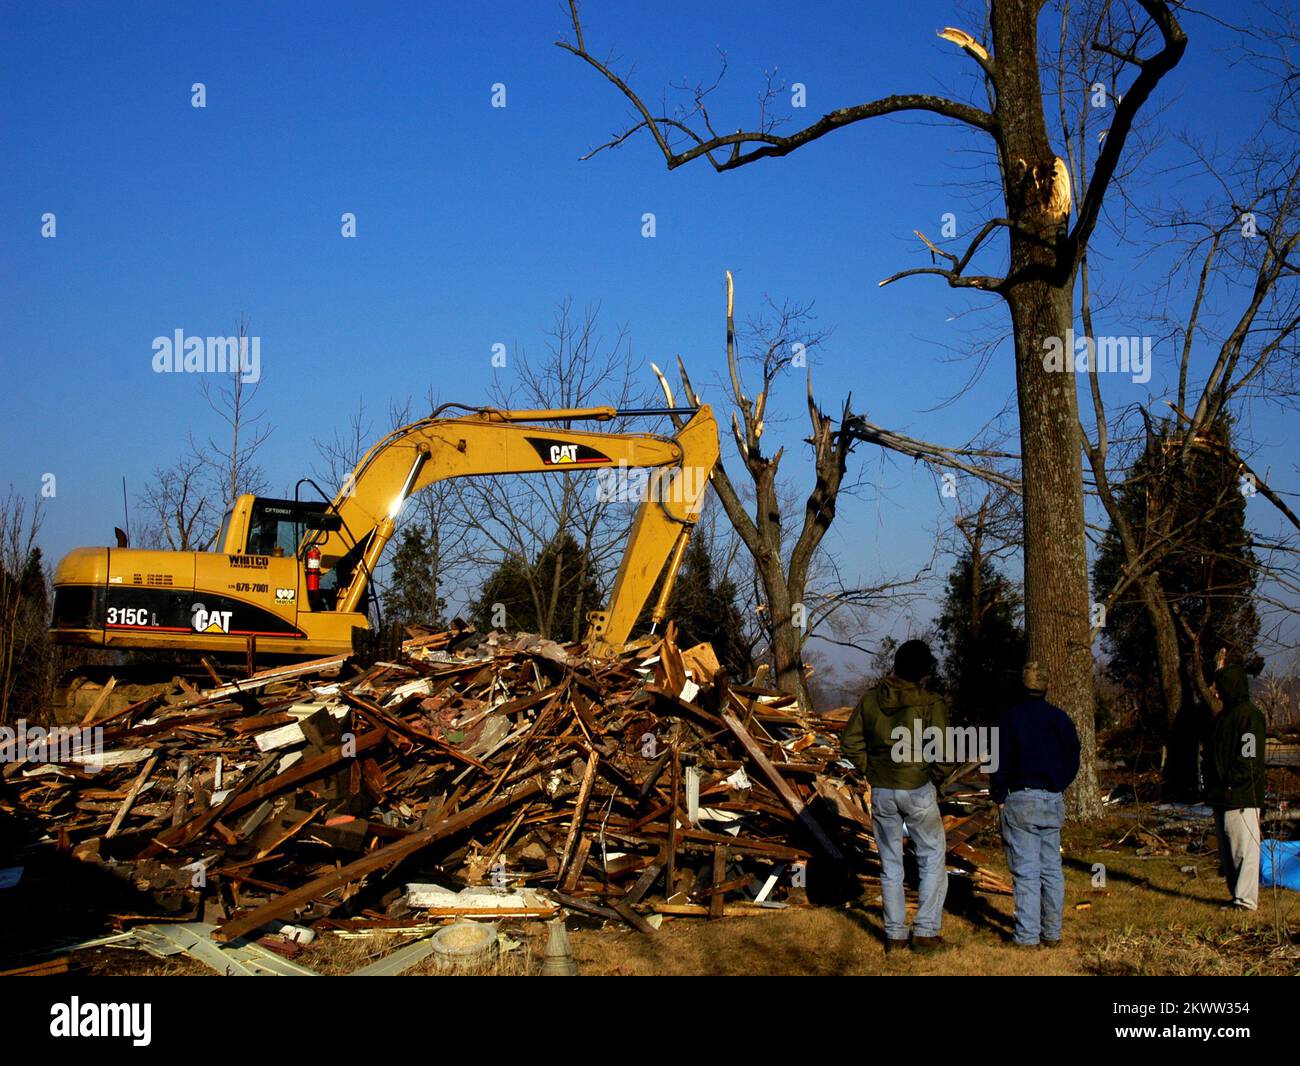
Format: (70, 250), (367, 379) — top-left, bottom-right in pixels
(1138, 573), (1184, 730)
(1007, 281), (1101, 819)
(996, 0), (1100, 819)
(766, 578), (811, 710)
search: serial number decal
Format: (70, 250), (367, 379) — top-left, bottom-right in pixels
(106, 607), (155, 627)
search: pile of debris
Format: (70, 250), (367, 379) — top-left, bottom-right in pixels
(1, 625), (1008, 952)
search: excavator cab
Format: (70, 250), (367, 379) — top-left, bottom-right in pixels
(217, 497), (342, 558)
(214, 496), (352, 612)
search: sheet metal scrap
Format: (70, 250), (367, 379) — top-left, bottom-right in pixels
(2, 625), (1009, 947)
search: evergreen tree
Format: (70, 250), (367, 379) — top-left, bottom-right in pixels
(471, 531), (601, 640)
(383, 526), (444, 629)
(934, 552), (1026, 726)
(1092, 420), (1262, 720)
(662, 531), (754, 680)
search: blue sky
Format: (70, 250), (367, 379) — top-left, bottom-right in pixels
(3, 1), (1295, 664)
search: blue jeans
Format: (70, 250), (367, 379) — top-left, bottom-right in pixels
(871, 782), (948, 939)
(1001, 789), (1066, 945)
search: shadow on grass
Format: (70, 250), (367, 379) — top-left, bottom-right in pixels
(1063, 852), (1224, 906)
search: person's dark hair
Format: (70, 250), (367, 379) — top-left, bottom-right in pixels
(893, 639), (935, 683)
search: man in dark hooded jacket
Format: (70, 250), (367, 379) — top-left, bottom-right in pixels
(841, 639), (949, 953)
(1203, 662), (1267, 911)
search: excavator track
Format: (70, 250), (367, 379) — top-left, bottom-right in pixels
(52, 665), (203, 726)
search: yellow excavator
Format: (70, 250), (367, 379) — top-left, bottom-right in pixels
(49, 403), (719, 721)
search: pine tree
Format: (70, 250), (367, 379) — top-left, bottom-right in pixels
(1092, 420), (1262, 718)
(383, 526), (444, 629)
(662, 532), (754, 680)
(471, 531), (601, 641)
(934, 552), (1027, 726)
(1092, 420), (1260, 800)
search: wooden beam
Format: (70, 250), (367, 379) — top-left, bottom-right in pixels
(665, 746), (680, 899)
(556, 752), (598, 884)
(80, 676), (117, 726)
(215, 778), (542, 942)
(709, 845), (726, 919)
(560, 835), (592, 894)
(106, 753), (159, 838)
(721, 711), (843, 860)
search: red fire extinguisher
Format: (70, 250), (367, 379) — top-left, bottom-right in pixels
(305, 545), (321, 592)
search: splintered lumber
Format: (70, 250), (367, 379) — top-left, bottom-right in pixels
(201, 654), (348, 700)
(215, 779), (543, 942)
(709, 845), (726, 919)
(722, 710), (842, 860)
(652, 902), (791, 917)
(560, 835), (592, 894)
(105, 753), (159, 838)
(171, 756), (192, 827)
(556, 752), (598, 883)
(5, 626), (1011, 955)
(80, 676), (117, 726)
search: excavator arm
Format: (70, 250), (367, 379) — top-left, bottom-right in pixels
(309, 404), (719, 649)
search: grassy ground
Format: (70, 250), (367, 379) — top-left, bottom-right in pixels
(558, 811), (1298, 976)
(64, 807), (1298, 977)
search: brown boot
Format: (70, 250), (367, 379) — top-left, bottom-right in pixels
(911, 935), (945, 953)
(884, 939), (909, 955)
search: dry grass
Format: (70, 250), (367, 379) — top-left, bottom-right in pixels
(1085, 925), (1300, 976)
(563, 812), (1298, 977)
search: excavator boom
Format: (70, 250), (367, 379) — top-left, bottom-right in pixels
(49, 404), (720, 682)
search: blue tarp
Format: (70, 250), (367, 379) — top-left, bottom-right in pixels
(1261, 839), (1300, 890)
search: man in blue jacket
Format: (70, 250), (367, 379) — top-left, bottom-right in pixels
(991, 662), (1081, 948)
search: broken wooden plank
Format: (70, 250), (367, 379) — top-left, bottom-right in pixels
(555, 752), (598, 884)
(106, 753), (159, 838)
(721, 710), (843, 860)
(215, 779), (543, 942)
(80, 676), (117, 726)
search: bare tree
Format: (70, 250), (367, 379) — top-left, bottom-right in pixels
(1079, 7), (1300, 725)
(668, 274), (865, 711)
(0, 490), (46, 724)
(199, 315), (271, 513)
(134, 317), (273, 552)
(560, 0), (1190, 816)
(312, 397), (375, 497)
(454, 300), (652, 640)
(136, 454), (218, 551)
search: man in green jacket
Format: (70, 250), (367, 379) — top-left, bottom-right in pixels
(841, 639), (950, 952)
(1203, 662), (1267, 911)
